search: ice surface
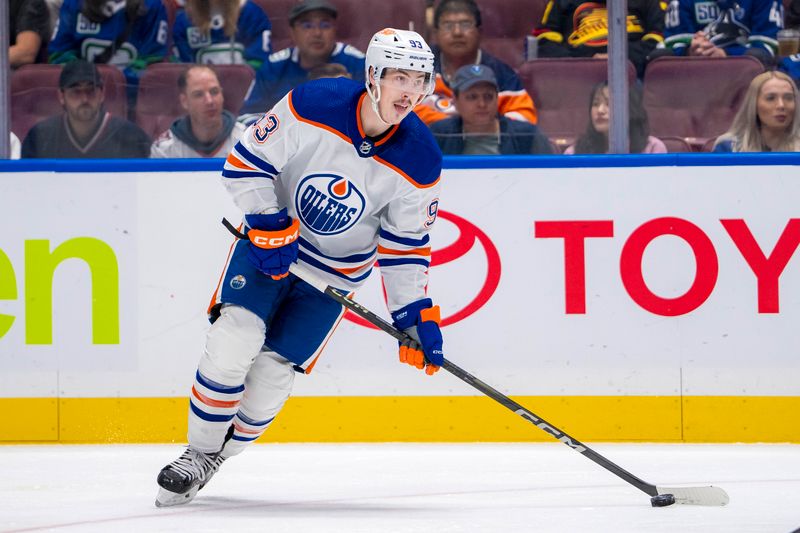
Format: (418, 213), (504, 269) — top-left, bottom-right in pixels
(1, 443), (798, 532)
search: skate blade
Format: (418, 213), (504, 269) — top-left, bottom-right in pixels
(155, 486), (199, 508)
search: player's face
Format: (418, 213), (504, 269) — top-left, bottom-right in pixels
(756, 78), (796, 133)
(376, 69), (429, 124)
(180, 68), (224, 128)
(454, 82), (498, 129)
(291, 11), (337, 64)
(436, 11), (480, 60)
(60, 82), (104, 124)
(591, 86), (610, 135)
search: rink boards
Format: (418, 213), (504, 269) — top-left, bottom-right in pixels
(0, 154), (798, 443)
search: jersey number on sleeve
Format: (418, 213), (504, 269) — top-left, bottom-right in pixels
(253, 113), (280, 144)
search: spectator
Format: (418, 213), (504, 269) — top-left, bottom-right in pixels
(151, 65), (246, 158)
(430, 65), (553, 154)
(532, 0), (664, 78)
(414, 0), (538, 125)
(713, 70), (800, 152)
(307, 62), (352, 80)
(779, 0), (800, 82)
(10, 0), (51, 67)
(565, 81), (667, 153)
(22, 60), (151, 158)
(172, 0), (272, 68)
(48, 0), (168, 89)
(658, 0), (781, 66)
(239, 0), (365, 117)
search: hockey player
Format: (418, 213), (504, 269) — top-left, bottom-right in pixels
(155, 28), (444, 507)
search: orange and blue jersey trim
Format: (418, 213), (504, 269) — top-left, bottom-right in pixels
(222, 141), (279, 180)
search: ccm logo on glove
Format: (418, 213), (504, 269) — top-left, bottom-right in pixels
(249, 220), (300, 249)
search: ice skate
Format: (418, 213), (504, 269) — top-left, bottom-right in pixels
(155, 448), (226, 507)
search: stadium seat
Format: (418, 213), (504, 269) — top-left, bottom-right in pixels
(11, 64), (128, 141)
(659, 136), (694, 153)
(517, 58), (636, 147)
(255, 0), (427, 55)
(135, 63), (255, 138)
(479, 0), (548, 68)
(642, 56), (765, 149)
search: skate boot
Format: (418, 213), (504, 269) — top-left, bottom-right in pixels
(155, 448), (226, 507)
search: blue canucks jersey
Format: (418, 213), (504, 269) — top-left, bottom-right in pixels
(663, 0), (783, 56)
(172, 0), (272, 69)
(239, 43), (365, 116)
(48, 0), (168, 77)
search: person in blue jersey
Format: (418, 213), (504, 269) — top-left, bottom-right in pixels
(713, 70), (800, 151)
(155, 28), (444, 508)
(778, 0), (800, 83)
(172, 0), (272, 68)
(656, 0), (783, 66)
(238, 0), (365, 119)
(48, 0), (168, 89)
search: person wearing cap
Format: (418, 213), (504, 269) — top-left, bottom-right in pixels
(429, 64), (553, 155)
(172, 0), (272, 68)
(414, 0), (538, 126)
(238, 0), (365, 118)
(21, 60), (151, 158)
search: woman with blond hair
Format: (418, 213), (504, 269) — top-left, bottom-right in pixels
(714, 71), (800, 152)
(172, 0), (272, 68)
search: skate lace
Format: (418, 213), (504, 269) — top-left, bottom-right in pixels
(169, 449), (224, 481)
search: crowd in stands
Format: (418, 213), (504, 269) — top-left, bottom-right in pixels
(6, 0), (800, 159)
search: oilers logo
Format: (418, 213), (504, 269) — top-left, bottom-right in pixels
(230, 275), (246, 290)
(295, 174), (366, 236)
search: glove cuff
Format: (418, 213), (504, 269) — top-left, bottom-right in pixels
(391, 298), (433, 330)
(245, 207), (290, 231)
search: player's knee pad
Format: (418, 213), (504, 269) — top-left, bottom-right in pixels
(201, 304), (267, 380)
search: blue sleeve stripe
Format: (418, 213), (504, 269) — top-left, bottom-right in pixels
(234, 142), (280, 175)
(379, 229), (430, 247)
(222, 169), (275, 180)
(299, 237), (377, 263)
(378, 258), (430, 268)
(298, 251), (374, 283)
(190, 401), (236, 423)
(195, 370), (245, 394)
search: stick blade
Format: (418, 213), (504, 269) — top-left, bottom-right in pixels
(655, 485), (730, 506)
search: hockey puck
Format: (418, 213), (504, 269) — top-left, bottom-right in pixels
(650, 493), (676, 507)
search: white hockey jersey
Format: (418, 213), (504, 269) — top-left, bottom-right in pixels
(221, 78), (443, 311)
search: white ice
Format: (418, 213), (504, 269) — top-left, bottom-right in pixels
(1, 443), (799, 533)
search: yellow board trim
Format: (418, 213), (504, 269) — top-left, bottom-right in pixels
(1, 396), (797, 443)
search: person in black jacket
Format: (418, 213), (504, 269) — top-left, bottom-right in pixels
(22, 60), (151, 159)
(429, 64), (553, 155)
(532, 0), (665, 77)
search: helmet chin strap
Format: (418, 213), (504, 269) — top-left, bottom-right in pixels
(366, 81), (393, 128)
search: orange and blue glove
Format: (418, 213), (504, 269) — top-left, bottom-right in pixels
(391, 298), (443, 376)
(245, 208), (300, 280)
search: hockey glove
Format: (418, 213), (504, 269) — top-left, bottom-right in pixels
(245, 208), (300, 280)
(391, 298), (443, 376)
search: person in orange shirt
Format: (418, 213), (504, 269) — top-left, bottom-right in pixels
(415, 0), (538, 125)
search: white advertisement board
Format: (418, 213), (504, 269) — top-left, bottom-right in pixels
(1, 164), (798, 399)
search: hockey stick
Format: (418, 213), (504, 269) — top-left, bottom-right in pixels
(221, 218), (729, 507)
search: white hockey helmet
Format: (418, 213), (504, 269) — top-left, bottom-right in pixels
(365, 28), (436, 96)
